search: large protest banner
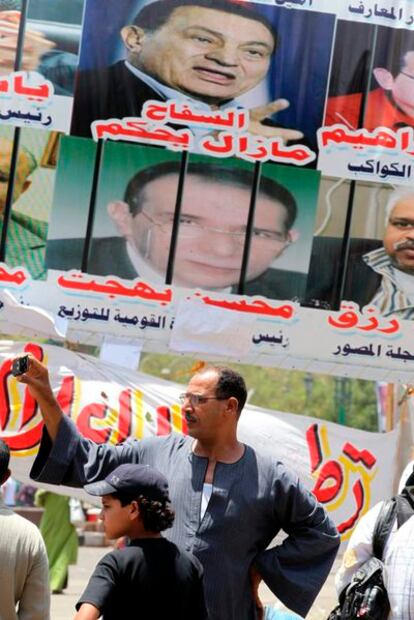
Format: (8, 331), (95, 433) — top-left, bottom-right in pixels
(0, 341), (400, 541)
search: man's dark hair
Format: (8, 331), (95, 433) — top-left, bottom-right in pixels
(397, 50), (414, 76)
(112, 491), (175, 533)
(0, 439), (10, 483)
(377, 49), (413, 79)
(124, 161), (297, 231)
(198, 366), (247, 416)
(133, 0), (278, 49)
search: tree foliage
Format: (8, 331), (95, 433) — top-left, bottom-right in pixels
(139, 353), (379, 431)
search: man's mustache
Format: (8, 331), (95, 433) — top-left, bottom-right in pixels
(393, 239), (414, 251)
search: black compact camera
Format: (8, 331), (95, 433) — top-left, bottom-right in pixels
(11, 355), (29, 377)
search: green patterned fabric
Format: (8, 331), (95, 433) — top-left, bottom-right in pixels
(35, 490), (78, 592)
(2, 211), (47, 280)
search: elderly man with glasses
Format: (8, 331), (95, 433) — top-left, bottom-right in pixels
(19, 356), (339, 620)
(307, 188), (414, 319)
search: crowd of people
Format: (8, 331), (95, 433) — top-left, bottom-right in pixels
(2, 354), (414, 619)
(1, 356), (342, 620)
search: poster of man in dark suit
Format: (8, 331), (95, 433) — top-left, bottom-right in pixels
(70, 0), (334, 149)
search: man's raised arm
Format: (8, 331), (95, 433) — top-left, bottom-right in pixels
(13, 354), (63, 442)
(12, 352), (147, 489)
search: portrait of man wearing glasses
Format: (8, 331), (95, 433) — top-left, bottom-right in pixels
(46, 160), (305, 300)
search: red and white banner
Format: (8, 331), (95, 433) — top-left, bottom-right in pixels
(1, 273), (414, 383)
(0, 342), (399, 541)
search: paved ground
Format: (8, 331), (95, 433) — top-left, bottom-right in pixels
(51, 544), (341, 619)
(51, 546), (107, 619)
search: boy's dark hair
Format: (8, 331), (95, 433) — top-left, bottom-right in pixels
(0, 439), (10, 483)
(112, 491), (175, 533)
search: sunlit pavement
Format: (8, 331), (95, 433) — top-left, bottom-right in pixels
(51, 545), (341, 619)
(51, 546), (108, 619)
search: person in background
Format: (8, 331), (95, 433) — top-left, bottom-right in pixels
(335, 463), (414, 620)
(35, 489), (78, 594)
(0, 438), (50, 619)
(16, 483), (37, 506)
(74, 463), (206, 620)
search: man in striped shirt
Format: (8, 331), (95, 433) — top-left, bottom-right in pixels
(306, 188), (414, 319)
(360, 188), (414, 319)
(336, 467), (414, 619)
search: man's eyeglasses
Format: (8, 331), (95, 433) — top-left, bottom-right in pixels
(179, 392), (227, 406)
(140, 210), (290, 245)
(389, 218), (414, 231)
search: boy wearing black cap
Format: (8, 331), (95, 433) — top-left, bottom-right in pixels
(74, 463), (206, 620)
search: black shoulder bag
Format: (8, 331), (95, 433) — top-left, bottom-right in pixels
(327, 488), (414, 620)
